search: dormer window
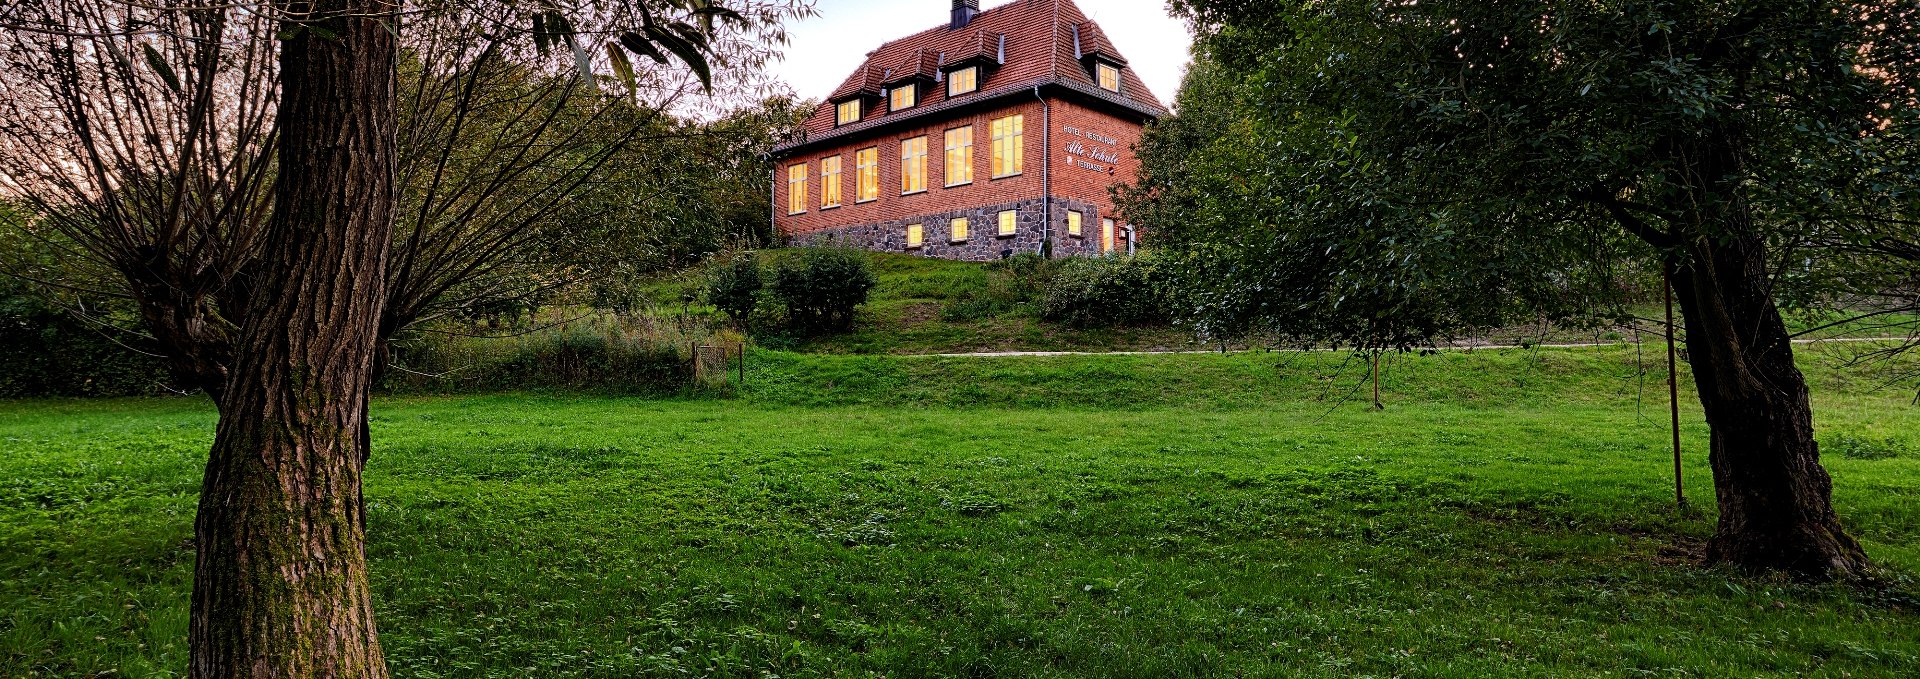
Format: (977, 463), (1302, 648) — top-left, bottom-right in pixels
(1096, 63), (1121, 93)
(890, 84), (917, 112)
(837, 99), (862, 126)
(948, 66), (978, 97)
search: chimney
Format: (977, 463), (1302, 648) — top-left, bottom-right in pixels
(951, 0), (979, 30)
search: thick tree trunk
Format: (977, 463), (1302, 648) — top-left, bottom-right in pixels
(1671, 235), (1871, 580)
(189, 0), (398, 676)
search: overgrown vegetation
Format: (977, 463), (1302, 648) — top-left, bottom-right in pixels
(5, 347), (1917, 676)
(1041, 253), (1173, 329)
(382, 317), (707, 395)
(705, 253), (764, 324)
(768, 245), (879, 333)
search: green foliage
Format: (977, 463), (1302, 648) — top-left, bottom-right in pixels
(1128, 0), (1920, 347)
(0, 280), (169, 398)
(382, 317), (698, 394)
(1828, 435), (1906, 461)
(4, 347), (1918, 676)
(705, 253), (765, 323)
(1041, 254), (1171, 329)
(939, 254), (1058, 322)
(769, 246), (878, 332)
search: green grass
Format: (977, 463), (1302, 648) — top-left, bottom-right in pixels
(645, 252), (1206, 355)
(643, 251), (1918, 356)
(4, 347), (1918, 677)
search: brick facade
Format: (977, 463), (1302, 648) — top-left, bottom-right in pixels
(770, 0), (1165, 261)
(776, 96), (1148, 259)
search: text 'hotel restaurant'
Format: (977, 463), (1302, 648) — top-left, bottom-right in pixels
(770, 0), (1167, 261)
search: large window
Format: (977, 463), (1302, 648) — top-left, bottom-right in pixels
(890, 84), (917, 111)
(856, 147), (879, 202)
(1068, 211), (1083, 238)
(906, 224), (924, 249)
(836, 99), (861, 126)
(950, 217), (969, 243)
(998, 210), (1017, 237)
(901, 136), (928, 194)
(1102, 218), (1117, 252)
(1096, 63), (1121, 93)
(819, 155), (843, 208)
(944, 126), (974, 187)
(991, 114), (1024, 178)
(948, 66), (978, 97)
(786, 163), (808, 215)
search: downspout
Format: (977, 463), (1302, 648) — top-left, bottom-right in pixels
(1034, 85), (1051, 258)
(764, 151), (777, 247)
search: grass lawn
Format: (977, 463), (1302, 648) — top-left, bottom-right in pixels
(638, 252), (1920, 356)
(3, 347), (1917, 677)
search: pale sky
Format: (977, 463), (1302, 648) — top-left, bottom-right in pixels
(769, 0), (1194, 106)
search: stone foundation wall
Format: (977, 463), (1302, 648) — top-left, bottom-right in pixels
(785, 197), (1125, 261)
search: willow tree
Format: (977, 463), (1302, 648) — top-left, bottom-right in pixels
(1123, 0), (1919, 578)
(0, 0), (802, 674)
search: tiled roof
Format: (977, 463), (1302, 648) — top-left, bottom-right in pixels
(792, 0), (1166, 147)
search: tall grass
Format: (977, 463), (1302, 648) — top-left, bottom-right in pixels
(383, 314), (724, 394)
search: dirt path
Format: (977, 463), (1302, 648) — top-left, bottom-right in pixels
(909, 337), (1915, 358)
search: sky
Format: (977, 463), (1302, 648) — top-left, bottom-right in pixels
(768, 0), (1194, 106)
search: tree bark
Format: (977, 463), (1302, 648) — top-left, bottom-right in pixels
(1671, 234), (1871, 580)
(189, 0), (397, 676)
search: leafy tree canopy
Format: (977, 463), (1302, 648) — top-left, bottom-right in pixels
(1124, 0), (1919, 349)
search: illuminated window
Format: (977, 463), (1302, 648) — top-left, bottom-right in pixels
(1068, 211), (1083, 237)
(786, 163), (807, 215)
(819, 156), (843, 208)
(901, 136), (928, 194)
(1096, 63), (1121, 92)
(944, 127), (973, 187)
(998, 210), (1017, 237)
(907, 224), (924, 249)
(991, 114), (1024, 178)
(836, 99), (861, 126)
(948, 67), (978, 97)
(856, 147), (879, 202)
(950, 217), (969, 243)
(1102, 218), (1117, 252)
(890, 84), (917, 111)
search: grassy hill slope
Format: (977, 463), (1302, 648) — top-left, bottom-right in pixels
(4, 347), (1917, 677)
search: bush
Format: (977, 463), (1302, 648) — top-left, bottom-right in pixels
(770, 246), (877, 332)
(707, 253), (764, 323)
(1041, 254), (1171, 329)
(0, 284), (172, 397)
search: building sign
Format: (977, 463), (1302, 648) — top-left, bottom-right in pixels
(1061, 125), (1121, 174)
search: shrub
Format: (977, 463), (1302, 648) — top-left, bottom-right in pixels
(770, 246), (877, 332)
(1041, 254), (1171, 328)
(0, 285), (171, 397)
(706, 253), (764, 323)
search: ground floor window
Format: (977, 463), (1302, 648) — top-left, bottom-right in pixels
(1102, 218), (1117, 252)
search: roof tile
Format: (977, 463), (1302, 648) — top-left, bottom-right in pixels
(801, 0), (1166, 140)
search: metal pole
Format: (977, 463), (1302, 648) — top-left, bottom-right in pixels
(1665, 264), (1685, 508)
(1372, 351), (1382, 410)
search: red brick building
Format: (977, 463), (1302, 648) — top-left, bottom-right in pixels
(770, 0), (1167, 260)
